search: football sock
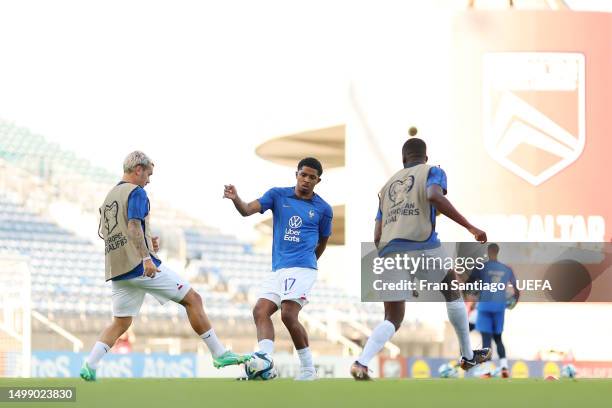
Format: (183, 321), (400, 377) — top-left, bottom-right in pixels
(200, 329), (226, 358)
(357, 320), (396, 367)
(446, 299), (474, 360)
(86, 341), (110, 370)
(500, 358), (508, 369)
(258, 339), (274, 355)
(297, 347), (314, 369)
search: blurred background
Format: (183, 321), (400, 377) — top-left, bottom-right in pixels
(0, 0), (610, 379)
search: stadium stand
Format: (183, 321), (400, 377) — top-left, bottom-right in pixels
(1, 120), (456, 357)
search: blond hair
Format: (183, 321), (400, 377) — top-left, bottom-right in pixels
(123, 151), (154, 173)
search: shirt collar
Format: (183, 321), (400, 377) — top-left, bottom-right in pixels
(403, 161), (425, 169)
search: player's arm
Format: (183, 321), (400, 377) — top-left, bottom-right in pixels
(315, 236), (329, 259)
(126, 188), (159, 278)
(510, 268), (520, 301)
(374, 218), (382, 248)
(223, 184), (261, 216)
(426, 184), (487, 243)
(374, 203), (383, 248)
(127, 219), (159, 278)
(316, 207), (333, 259)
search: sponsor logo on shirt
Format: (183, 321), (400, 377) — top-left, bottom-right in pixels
(284, 215), (303, 242)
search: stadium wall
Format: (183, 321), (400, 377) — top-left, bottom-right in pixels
(29, 351), (612, 379)
(30, 352), (380, 379)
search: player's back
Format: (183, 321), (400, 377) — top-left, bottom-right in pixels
(476, 261), (514, 312)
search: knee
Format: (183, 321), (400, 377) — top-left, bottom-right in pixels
(113, 317), (132, 332)
(253, 306), (269, 323)
(493, 334), (503, 344)
(182, 290), (202, 308)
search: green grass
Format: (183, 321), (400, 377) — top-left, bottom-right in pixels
(0, 378), (611, 408)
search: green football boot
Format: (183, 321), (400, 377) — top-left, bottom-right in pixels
(213, 351), (252, 368)
(79, 361), (97, 382)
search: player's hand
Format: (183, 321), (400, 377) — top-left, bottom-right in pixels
(152, 236), (160, 252)
(143, 259), (160, 278)
(468, 226), (487, 243)
(223, 184), (238, 200)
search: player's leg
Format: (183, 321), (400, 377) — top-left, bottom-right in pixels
(492, 311), (509, 377)
(253, 298), (278, 355)
(81, 280), (144, 381)
(279, 301), (307, 349)
(441, 270), (491, 369)
(253, 272), (281, 355)
(277, 267), (317, 380)
(145, 265), (249, 367)
(351, 301), (404, 380)
(481, 330), (493, 349)
(280, 299), (314, 378)
(440, 271), (474, 360)
(179, 289), (222, 353)
(81, 316), (133, 382)
(493, 332), (509, 376)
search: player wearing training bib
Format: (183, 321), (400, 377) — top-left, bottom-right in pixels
(224, 157), (333, 381)
(80, 151), (249, 382)
(350, 137), (492, 380)
(469, 243), (519, 378)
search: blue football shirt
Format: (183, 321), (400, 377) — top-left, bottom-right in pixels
(112, 183), (161, 281)
(471, 260), (516, 312)
(258, 187), (333, 271)
(376, 164), (447, 256)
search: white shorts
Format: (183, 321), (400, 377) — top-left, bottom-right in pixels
(258, 267), (317, 308)
(111, 264), (191, 317)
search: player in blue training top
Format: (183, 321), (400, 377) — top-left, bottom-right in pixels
(469, 243), (519, 378)
(224, 157), (333, 381)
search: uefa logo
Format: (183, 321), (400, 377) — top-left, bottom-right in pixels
(288, 215), (303, 229)
(388, 176), (415, 208)
(104, 201), (119, 235)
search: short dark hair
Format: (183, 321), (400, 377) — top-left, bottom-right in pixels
(402, 138), (427, 162)
(488, 243), (500, 253)
(297, 157), (323, 176)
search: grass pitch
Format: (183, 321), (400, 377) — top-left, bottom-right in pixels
(0, 378), (610, 408)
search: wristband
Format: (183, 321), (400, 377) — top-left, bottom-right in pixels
(142, 256), (152, 262)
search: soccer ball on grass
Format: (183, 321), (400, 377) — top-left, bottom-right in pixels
(244, 352), (277, 380)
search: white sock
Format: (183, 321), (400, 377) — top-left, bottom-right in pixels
(86, 341), (110, 370)
(258, 339), (274, 355)
(446, 299), (474, 360)
(297, 347), (314, 370)
(357, 320), (396, 367)
(500, 358), (508, 369)
(200, 329), (226, 358)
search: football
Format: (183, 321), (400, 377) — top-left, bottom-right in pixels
(438, 363), (459, 378)
(561, 364), (577, 379)
(244, 352), (277, 380)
